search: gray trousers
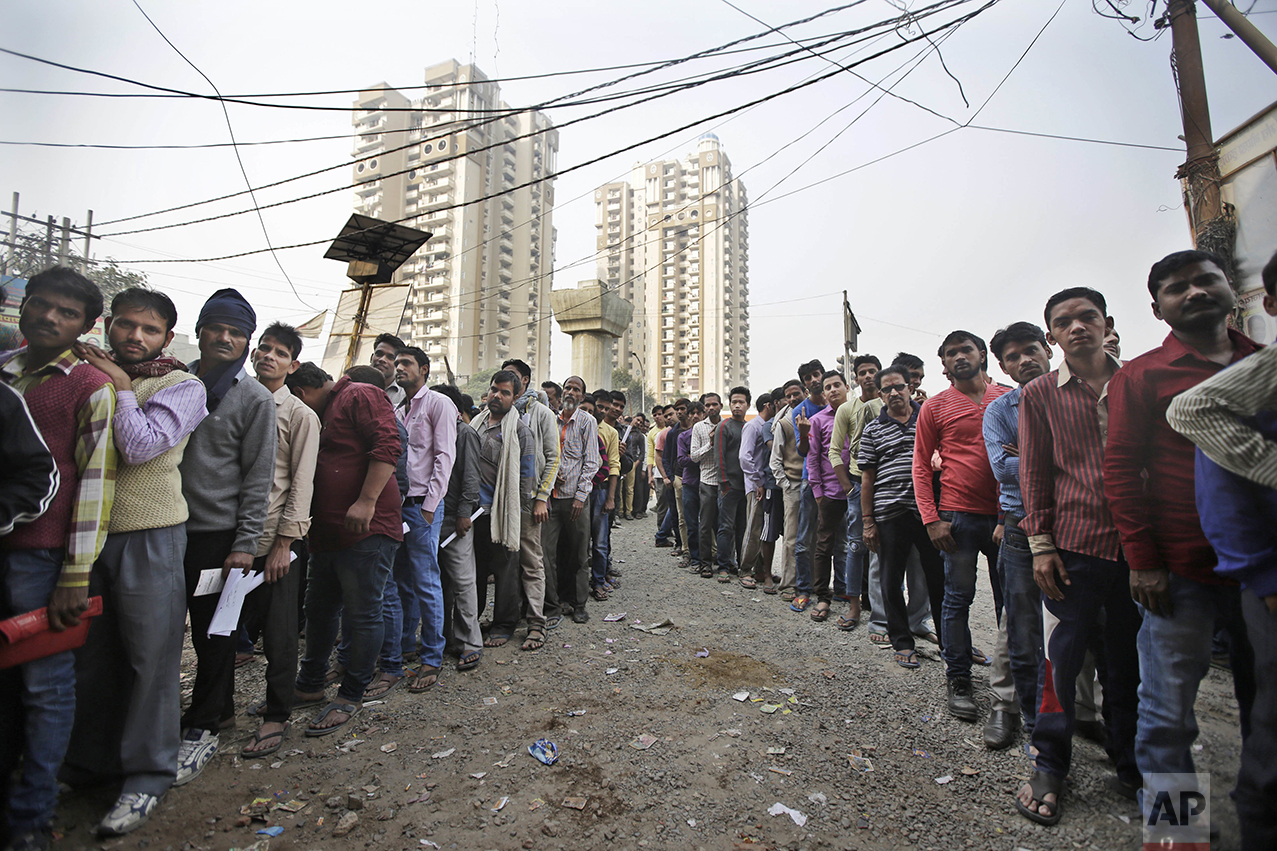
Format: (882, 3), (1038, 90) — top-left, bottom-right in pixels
(779, 483), (801, 593)
(698, 483), (719, 569)
(867, 549), (932, 634)
(439, 515), (483, 656)
(66, 525), (187, 797)
(541, 496), (590, 617)
(518, 509), (547, 629)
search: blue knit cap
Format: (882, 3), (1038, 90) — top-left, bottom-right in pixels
(195, 288), (257, 338)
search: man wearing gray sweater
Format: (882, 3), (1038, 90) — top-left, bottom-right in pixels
(175, 290), (277, 787)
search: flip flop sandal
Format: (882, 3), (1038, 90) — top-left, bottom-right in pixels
(780, 590), (797, 602)
(364, 672), (405, 699)
(738, 576), (757, 589)
(234, 653), (255, 669)
(521, 629), (546, 652)
(305, 702), (361, 738)
(971, 647), (992, 666)
(716, 571), (731, 583)
(700, 567), (715, 579)
(545, 615), (562, 630)
(242, 723), (289, 756)
(457, 650), (483, 672)
(1014, 770), (1063, 826)
(324, 664), (347, 685)
(789, 595), (811, 613)
(484, 633), (512, 648)
(918, 630), (940, 645)
(763, 585), (779, 595)
(868, 630), (892, 648)
(894, 650), (920, 668)
(810, 603), (831, 622)
(408, 666), (441, 693)
(836, 614), (860, 631)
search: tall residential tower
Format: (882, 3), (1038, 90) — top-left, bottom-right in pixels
(594, 134), (749, 399)
(351, 59), (557, 381)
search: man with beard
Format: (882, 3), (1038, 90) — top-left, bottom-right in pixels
(912, 331), (1008, 724)
(791, 360), (826, 612)
(714, 388), (751, 583)
(467, 371), (537, 659)
(770, 380), (808, 601)
(501, 359), (557, 652)
(63, 289), (207, 834)
(689, 392), (723, 579)
(173, 289), (276, 785)
(0, 267), (115, 851)
(370, 333), (407, 409)
(541, 376), (599, 626)
(1105, 250), (1259, 827)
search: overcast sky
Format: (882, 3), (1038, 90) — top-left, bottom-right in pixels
(2, 0), (1274, 396)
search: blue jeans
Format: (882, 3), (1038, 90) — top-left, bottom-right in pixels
(590, 489), (612, 588)
(2, 548), (73, 834)
(938, 510), (1000, 681)
(378, 559), (405, 677)
(297, 534), (397, 703)
(1136, 572), (1256, 806)
(680, 481), (701, 565)
(794, 480), (816, 597)
(843, 482), (866, 598)
(401, 504), (446, 669)
(999, 515), (1043, 732)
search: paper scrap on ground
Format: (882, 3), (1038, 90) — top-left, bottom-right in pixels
(732, 690), (749, 702)
(630, 734), (658, 750)
(935, 774), (953, 784)
(431, 747), (455, 759)
(603, 612), (626, 622)
(848, 750), (874, 772)
(440, 506), (486, 548)
(207, 569), (267, 637)
(768, 802), (808, 826)
(192, 569), (225, 597)
(631, 618), (674, 635)
(562, 797), (588, 810)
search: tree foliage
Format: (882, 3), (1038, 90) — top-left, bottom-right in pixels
(611, 367), (656, 413)
(2, 228), (147, 301)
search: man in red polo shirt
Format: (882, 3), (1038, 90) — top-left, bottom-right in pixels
(1104, 249), (1258, 824)
(912, 330), (1009, 724)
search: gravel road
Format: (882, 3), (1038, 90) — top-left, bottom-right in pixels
(54, 513), (1245, 850)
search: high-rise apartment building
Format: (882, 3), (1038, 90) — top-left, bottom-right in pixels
(594, 134), (748, 399)
(351, 59), (557, 382)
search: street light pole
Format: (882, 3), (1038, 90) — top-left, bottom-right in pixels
(630, 351), (645, 410)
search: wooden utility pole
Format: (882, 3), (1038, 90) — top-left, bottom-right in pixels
(1168, 0), (1232, 264)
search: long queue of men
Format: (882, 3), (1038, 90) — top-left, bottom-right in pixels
(639, 249), (1277, 850)
(2, 248), (1276, 850)
(0, 267), (652, 851)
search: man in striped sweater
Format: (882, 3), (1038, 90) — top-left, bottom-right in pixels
(64, 288), (207, 836)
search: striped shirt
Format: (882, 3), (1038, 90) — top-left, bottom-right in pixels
(912, 382), (1010, 525)
(553, 406), (600, 502)
(857, 402), (922, 521)
(1167, 343), (1277, 490)
(1020, 357), (1122, 561)
(113, 379), (208, 465)
(690, 418), (720, 485)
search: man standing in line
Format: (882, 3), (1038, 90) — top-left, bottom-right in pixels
(429, 384), (482, 663)
(912, 331), (1008, 724)
(174, 289), (276, 784)
(770, 380), (807, 601)
(690, 392), (723, 579)
(827, 355), (880, 627)
(542, 376), (600, 627)
(1105, 250), (1258, 820)
(590, 391), (621, 601)
(469, 370), (537, 658)
(894, 352), (929, 403)
(646, 406), (667, 532)
(540, 380), (562, 415)
(715, 387), (751, 582)
(1013, 289), (1141, 826)
(502, 359), (558, 653)
(657, 400), (690, 554)
(625, 412), (648, 519)
(791, 360), (826, 612)
(370, 333), (407, 409)
(63, 288), (206, 834)
(739, 392), (778, 592)
(0, 268), (115, 851)
(288, 363), (401, 733)
(238, 324), (319, 757)
(806, 372), (851, 624)
(981, 321), (1052, 753)
(391, 347), (456, 691)
(676, 401), (705, 574)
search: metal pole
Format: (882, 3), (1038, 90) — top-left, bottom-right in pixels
(45, 216), (54, 267)
(1199, 0), (1277, 76)
(58, 217), (71, 265)
(83, 210), (93, 274)
(4, 192), (16, 274)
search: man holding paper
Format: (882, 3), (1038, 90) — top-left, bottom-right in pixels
(431, 384), (483, 667)
(62, 287), (206, 836)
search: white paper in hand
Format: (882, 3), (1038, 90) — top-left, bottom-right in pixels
(207, 569), (266, 637)
(192, 569), (226, 597)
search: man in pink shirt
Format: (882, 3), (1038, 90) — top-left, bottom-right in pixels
(806, 371), (852, 624)
(912, 330), (1009, 723)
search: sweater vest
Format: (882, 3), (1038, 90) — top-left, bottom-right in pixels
(110, 370), (202, 533)
(4, 362), (113, 552)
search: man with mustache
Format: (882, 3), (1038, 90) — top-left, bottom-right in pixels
(1105, 250), (1259, 828)
(0, 267), (115, 851)
(541, 376), (600, 627)
(173, 289), (277, 786)
(63, 288), (207, 835)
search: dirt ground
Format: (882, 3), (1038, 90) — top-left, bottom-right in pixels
(52, 514), (1246, 851)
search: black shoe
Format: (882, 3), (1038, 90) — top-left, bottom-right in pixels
(572, 608), (590, 624)
(655, 539), (674, 548)
(947, 677), (979, 722)
(1074, 719), (1109, 748)
(983, 709), (1020, 750)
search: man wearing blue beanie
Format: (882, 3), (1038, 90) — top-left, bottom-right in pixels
(174, 289), (278, 786)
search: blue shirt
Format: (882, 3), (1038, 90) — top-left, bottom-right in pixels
(1196, 412), (1277, 598)
(793, 398), (824, 481)
(982, 385), (1022, 517)
(740, 414), (776, 492)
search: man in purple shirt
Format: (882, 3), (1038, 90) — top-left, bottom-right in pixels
(807, 371), (851, 624)
(676, 401), (705, 573)
(393, 347), (457, 692)
(64, 288), (207, 835)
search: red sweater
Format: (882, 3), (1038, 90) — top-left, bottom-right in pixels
(912, 382), (1009, 525)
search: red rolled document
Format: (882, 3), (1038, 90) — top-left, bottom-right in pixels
(0, 596), (104, 669)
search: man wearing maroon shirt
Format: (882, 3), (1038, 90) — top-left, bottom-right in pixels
(912, 331), (1009, 723)
(288, 364), (403, 737)
(1104, 249), (1258, 822)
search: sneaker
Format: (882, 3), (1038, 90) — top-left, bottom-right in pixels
(174, 728), (219, 787)
(98, 792), (160, 836)
(946, 677), (979, 722)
